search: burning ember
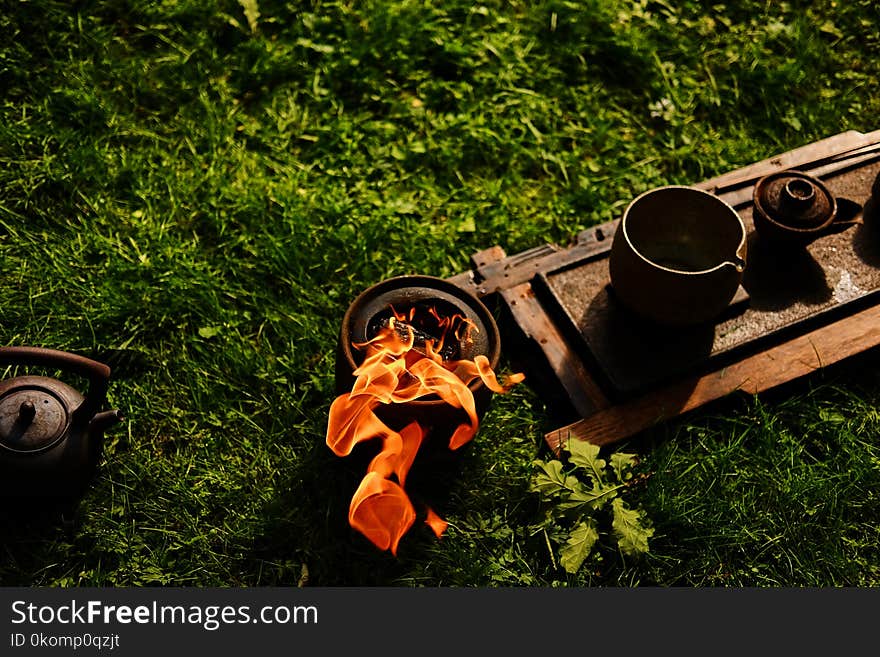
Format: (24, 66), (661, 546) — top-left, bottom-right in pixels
(327, 304), (524, 555)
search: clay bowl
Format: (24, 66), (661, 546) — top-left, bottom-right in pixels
(334, 275), (502, 437)
(609, 186), (747, 327)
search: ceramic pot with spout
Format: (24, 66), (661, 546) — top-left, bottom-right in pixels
(0, 346), (124, 500)
(609, 185), (748, 327)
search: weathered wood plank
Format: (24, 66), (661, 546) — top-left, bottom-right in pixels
(698, 129), (880, 194)
(442, 129), (880, 457)
(544, 299), (880, 453)
(470, 245), (507, 270)
(447, 246), (508, 297)
(500, 283), (610, 419)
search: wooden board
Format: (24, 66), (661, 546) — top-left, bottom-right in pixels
(534, 158), (880, 399)
(445, 129), (880, 452)
(545, 298), (880, 453)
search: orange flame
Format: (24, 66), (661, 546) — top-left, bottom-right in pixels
(327, 306), (524, 555)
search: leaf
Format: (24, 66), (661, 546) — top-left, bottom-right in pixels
(198, 326), (222, 339)
(610, 452), (637, 482)
(566, 439), (605, 482)
(781, 113), (802, 131)
(612, 498), (654, 556)
(557, 480), (618, 512)
(457, 216), (476, 232)
(819, 409), (846, 424)
(819, 20), (843, 39)
(237, 0), (260, 33)
(294, 38), (335, 54)
(559, 518), (599, 574)
(531, 459), (579, 497)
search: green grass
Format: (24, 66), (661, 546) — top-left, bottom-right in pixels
(1, 0), (879, 586)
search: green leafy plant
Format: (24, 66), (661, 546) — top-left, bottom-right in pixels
(531, 439), (654, 574)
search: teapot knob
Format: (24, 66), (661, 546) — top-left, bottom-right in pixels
(17, 401), (35, 425)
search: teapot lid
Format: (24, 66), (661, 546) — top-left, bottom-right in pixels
(0, 382), (70, 454)
(753, 170), (836, 229)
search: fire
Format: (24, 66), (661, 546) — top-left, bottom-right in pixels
(327, 304), (524, 555)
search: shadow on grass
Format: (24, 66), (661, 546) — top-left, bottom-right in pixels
(0, 497), (85, 585)
(246, 431), (471, 586)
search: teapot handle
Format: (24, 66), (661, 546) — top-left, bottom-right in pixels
(0, 346), (111, 420)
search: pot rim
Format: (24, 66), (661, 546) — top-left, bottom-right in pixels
(620, 185), (747, 275)
(338, 274), (502, 402)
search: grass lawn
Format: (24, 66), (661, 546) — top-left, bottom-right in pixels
(1, 0), (879, 586)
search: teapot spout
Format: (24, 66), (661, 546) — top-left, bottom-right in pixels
(89, 409), (125, 434)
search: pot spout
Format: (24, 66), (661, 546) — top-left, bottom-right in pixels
(729, 255), (746, 273)
(89, 409), (125, 434)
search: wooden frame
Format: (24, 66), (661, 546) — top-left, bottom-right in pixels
(446, 129), (880, 453)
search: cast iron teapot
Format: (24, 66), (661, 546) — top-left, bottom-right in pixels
(0, 346), (124, 500)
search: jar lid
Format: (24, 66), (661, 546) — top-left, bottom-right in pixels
(0, 385), (69, 453)
(753, 171), (836, 230)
